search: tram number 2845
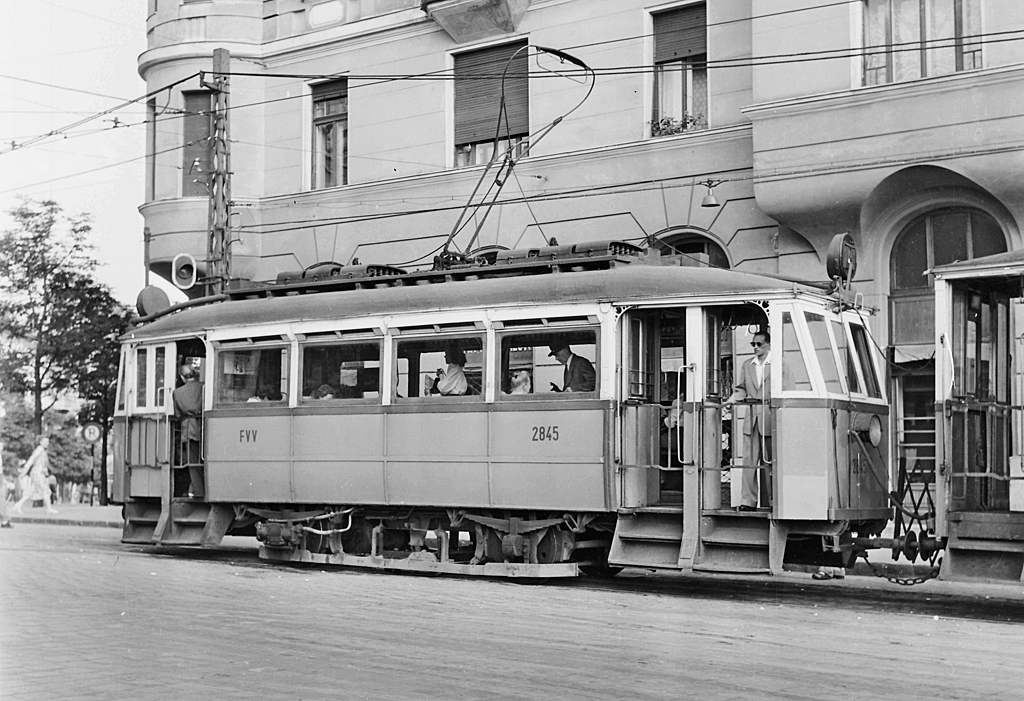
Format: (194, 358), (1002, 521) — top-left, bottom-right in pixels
(531, 426), (560, 441)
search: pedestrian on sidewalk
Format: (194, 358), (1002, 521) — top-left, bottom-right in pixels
(0, 445), (13, 528)
(812, 566), (845, 580)
(14, 435), (58, 515)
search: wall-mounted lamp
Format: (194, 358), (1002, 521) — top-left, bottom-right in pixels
(697, 179), (724, 208)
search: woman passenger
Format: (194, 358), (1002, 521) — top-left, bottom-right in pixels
(431, 343), (468, 396)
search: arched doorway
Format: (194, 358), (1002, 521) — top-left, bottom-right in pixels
(889, 207), (1007, 515)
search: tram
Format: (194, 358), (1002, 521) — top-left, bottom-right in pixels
(922, 250), (1024, 582)
(112, 238), (892, 578)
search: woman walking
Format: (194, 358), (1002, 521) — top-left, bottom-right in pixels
(15, 435), (58, 515)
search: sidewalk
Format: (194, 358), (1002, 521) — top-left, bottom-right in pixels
(7, 502), (124, 528)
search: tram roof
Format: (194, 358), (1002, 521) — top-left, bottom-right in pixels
(931, 248), (1024, 280)
(124, 264), (822, 341)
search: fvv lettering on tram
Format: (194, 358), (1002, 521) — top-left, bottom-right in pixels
(239, 429), (258, 443)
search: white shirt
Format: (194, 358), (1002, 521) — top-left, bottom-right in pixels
(752, 355), (768, 388)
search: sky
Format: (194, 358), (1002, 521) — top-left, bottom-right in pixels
(0, 0), (182, 306)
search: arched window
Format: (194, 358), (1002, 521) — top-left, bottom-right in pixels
(655, 232), (729, 269)
(890, 208), (1005, 345)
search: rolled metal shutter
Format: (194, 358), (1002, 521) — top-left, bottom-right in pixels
(654, 4), (707, 63)
(454, 40), (529, 147)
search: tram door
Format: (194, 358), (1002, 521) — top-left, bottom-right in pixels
(123, 342), (175, 498)
(622, 307), (715, 508)
(943, 287), (1011, 512)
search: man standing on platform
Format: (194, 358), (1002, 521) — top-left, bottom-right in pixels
(172, 364), (205, 498)
(725, 331), (772, 511)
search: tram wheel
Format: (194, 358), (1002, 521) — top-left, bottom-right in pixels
(535, 529), (567, 565)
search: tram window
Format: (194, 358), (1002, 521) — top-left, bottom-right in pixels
(394, 336), (483, 399)
(136, 348), (148, 408)
(660, 311), (686, 403)
(301, 342), (380, 401)
(805, 312), (843, 393)
(832, 320), (860, 394)
(155, 347), (167, 407)
(498, 329), (597, 397)
(216, 346), (289, 404)
(117, 351), (126, 412)
(849, 324), (881, 398)
(780, 312), (812, 392)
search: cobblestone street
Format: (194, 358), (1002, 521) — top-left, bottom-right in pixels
(2, 520), (1024, 700)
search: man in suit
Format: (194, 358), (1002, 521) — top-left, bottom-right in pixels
(725, 331), (771, 511)
(548, 342), (596, 393)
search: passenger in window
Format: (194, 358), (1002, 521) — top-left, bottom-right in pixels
(724, 331), (771, 512)
(509, 370), (532, 395)
(310, 384), (336, 400)
(430, 343), (468, 396)
(172, 364), (205, 499)
(548, 342), (596, 393)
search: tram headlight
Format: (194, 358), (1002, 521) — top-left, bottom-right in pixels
(851, 412), (884, 447)
(867, 415), (882, 447)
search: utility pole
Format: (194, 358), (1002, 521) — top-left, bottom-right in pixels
(201, 49), (231, 295)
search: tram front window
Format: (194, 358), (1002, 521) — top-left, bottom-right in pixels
(301, 342), (380, 401)
(499, 330), (597, 397)
(216, 345), (289, 404)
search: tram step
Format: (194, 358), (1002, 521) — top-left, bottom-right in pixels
(609, 512), (683, 568)
(948, 512), (1024, 541)
(946, 537), (1024, 553)
(699, 516), (770, 547)
(941, 545), (1024, 582)
(693, 543), (770, 573)
(608, 539), (682, 569)
(613, 512), (682, 541)
(122, 501), (162, 544)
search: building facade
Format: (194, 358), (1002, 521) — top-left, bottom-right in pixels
(139, 0), (1024, 492)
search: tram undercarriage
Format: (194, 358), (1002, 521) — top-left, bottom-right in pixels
(251, 506), (618, 578)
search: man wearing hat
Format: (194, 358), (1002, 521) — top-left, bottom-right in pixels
(548, 341), (596, 393)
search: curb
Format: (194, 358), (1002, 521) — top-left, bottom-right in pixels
(8, 517), (123, 529)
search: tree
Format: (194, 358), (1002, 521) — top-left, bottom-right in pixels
(1, 199), (134, 503)
(0, 199), (121, 434)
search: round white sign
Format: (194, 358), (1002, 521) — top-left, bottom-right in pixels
(82, 423), (102, 443)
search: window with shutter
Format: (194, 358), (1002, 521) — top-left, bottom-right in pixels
(182, 91), (212, 197)
(453, 40), (529, 167)
(312, 80), (348, 189)
(652, 3), (708, 136)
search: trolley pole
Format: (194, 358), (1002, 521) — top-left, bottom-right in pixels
(202, 48), (232, 295)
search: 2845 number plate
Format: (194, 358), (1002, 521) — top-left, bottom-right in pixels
(531, 426), (559, 441)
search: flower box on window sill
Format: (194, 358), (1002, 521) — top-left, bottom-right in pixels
(650, 115), (708, 137)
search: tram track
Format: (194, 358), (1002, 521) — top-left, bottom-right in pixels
(119, 537), (1024, 625)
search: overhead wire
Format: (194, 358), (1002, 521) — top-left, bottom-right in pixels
(5, 15), (1021, 203)
(7, 25), (1020, 155)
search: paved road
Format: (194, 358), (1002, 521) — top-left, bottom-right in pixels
(1, 523), (1022, 700)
